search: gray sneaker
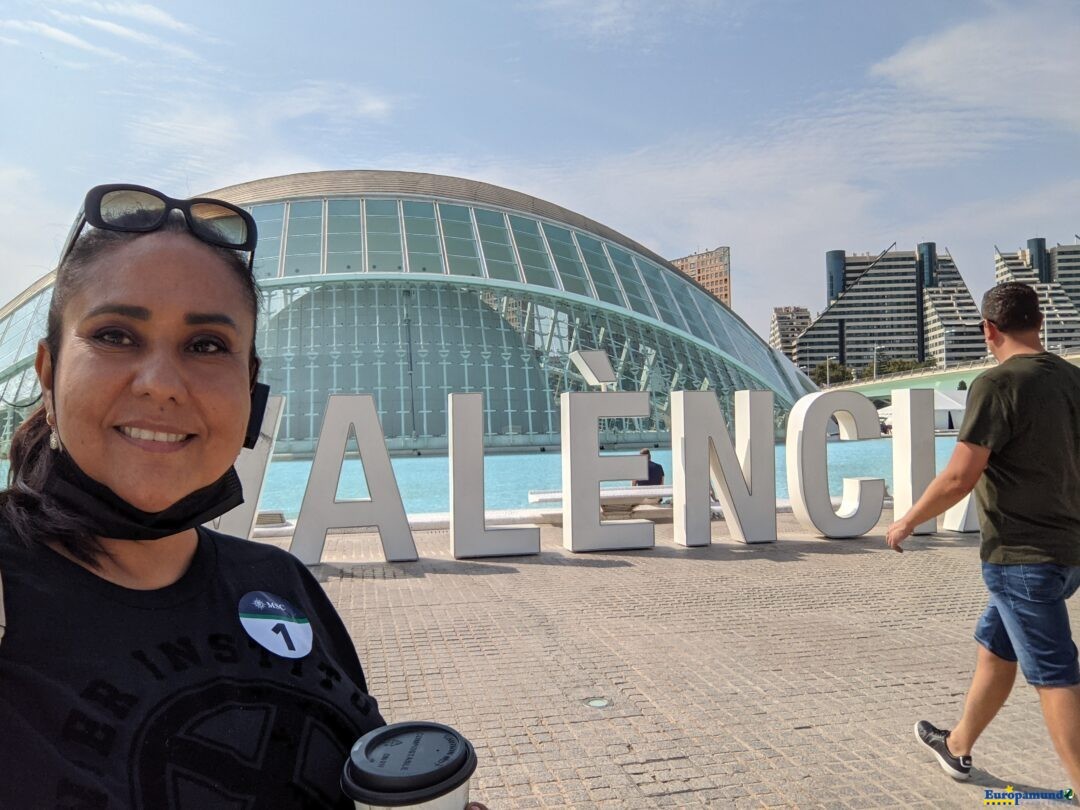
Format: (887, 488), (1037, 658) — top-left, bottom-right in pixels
(915, 720), (971, 780)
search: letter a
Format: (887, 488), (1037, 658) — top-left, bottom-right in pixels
(291, 395), (416, 563)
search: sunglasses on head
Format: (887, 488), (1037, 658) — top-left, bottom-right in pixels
(60, 183), (258, 268)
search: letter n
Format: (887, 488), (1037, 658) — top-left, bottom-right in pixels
(672, 390), (776, 545)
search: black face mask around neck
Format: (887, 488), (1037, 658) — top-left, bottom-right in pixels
(43, 450), (244, 541)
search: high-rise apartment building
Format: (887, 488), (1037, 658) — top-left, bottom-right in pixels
(769, 306), (810, 360)
(671, 246), (731, 306)
(994, 237), (1080, 350)
(794, 242), (985, 375)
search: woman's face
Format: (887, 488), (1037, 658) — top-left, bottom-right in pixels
(37, 231), (255, 513)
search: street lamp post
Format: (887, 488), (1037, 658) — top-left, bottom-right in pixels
(826, 355), (837, 386)
(873, 345), (881, 380)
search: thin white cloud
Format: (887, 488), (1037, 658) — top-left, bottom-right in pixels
(54, 0), (198, 36)
(0, 34), (19, 46)
(0, 18), (125, 60)
(872, 1), (1080, 132)
(48, 10), (200, 60)
(120, 80), (397, 192)
(527, 0), (751, 45)
(267, 81), (396, 124)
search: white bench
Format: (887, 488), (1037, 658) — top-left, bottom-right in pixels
(527, 486), (723, 522)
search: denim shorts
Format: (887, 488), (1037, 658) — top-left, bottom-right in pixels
(974, 562), (1080, 687)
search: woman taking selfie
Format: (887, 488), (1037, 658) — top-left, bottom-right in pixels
(0, 185), (387, 808)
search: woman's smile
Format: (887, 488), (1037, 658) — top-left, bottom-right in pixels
(115, 424), (196, 452)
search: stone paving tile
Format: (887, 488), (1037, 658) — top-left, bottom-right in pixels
(301, 513), (1079, 808)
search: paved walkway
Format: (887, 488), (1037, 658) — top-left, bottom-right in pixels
(300, 514), (1078, 808)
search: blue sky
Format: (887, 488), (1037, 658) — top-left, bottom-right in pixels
(1, 0), (1078, 339)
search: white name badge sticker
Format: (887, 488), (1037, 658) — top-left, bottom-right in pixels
(238, 591), (314, 659)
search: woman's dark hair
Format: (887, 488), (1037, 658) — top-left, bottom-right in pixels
(0, 216), (261, 565)
(981, 282), (1043, 334)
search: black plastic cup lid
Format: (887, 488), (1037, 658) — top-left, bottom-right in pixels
(341, 721), (477, 806)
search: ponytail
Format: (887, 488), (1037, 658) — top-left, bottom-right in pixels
(1, 404), (102, 564)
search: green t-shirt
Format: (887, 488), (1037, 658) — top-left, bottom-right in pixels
(958, 352), (1080, 565)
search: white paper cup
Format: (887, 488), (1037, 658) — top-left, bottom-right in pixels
(342, 721), (476, 809)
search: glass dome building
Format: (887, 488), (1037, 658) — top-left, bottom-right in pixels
(0, 170), (813, 455)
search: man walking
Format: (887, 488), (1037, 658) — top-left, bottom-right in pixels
(886, 282), (1080, 788)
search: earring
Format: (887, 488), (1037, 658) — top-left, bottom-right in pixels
(45, 411), (61, 451)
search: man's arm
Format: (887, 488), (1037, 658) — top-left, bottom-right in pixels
(885, 441), (990, 552)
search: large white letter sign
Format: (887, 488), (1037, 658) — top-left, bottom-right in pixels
(671, 390), (776, 546)
(561, 391), (653, 552)
(943, 493), (980, 532)
(448, 393), (540, 558)
(291, 395), (416, 564)
(891, 389), (936, 535)
(786, 391), (885, 538)
(213, 395), (285, 539)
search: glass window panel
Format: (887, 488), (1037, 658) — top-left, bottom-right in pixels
(0, 290), (48, 371)
(367, 233), (403, 253)
(508, 216), (558, 289)
(327, 200), (363, 274)
(365, 199), (403, 272)
(439, 204), (483, 277)
(690, 287), (736, 352)
(284, 200), (323, 276)
(327, 215), (360, 234)
(252, 203), (284, 224)
(327, 252), (364, 273)
(542, 223), (592, 297)
(285, 254), (321, 276)
(327, 199), (362, 220)
(16, 366), (39, 402)
(666, 275), (713, 342)
(290, 200), (322, 218)
(286, 215), (321, 236)
(605, 245), (656, 317)
(286, 234), (321, 254)
(440, 220), (472, 240)
(366, 199), (397, 215)
(443, 236), (479, 259)
(250, 203), (283, 280)
(446, 254), (482, 276)
(407, 234), (440, 254)
(634, 258), (686, 330)
(439, 204), (470, 221)
(474, 208), (522, 282)
(402, 200), (434, 219)
(403, 200), (444, 274)
(327, 233), (362, 254)
(574, 233), (625, 307)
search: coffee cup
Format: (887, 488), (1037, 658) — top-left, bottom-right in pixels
(341, 721), (477, 809)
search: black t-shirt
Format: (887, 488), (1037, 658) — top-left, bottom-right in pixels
(635, 460), (664, 486)
(958, 352), (1080, 565)
(0, 525), (385, 809)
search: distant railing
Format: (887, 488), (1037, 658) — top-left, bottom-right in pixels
(823, 348), (1080, 389)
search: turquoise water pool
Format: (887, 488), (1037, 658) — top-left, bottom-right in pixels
(258, 436), (959, 518)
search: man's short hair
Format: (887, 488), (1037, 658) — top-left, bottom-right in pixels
(982, 282), (1043, 334)
(639, 448), (651, 457)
